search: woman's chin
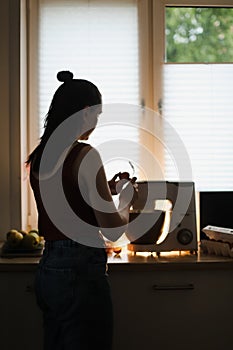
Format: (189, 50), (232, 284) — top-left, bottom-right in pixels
(79, 134), (89, 141)
(79, 130), (94, 140)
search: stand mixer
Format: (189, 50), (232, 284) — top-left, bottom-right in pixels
(126, 181), (198, 255)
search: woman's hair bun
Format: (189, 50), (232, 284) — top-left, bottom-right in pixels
(57, 71), (74, 83)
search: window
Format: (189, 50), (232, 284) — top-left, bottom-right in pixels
(165, 7), (233, 63)
(36, 0), (140, 177)
(163, 63), (233, 190)
(28, 0), (143, 228)
(159, 3), (233, 191)
(27, 0), (233, 230)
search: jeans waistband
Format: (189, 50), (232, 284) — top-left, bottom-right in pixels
(45, 239), (84, 249)
(42, 240), (108, 275)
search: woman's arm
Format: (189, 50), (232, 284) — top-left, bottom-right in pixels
(77, 145), (135, 241)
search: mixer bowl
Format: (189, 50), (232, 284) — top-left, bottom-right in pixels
(126, 210), (166, 245)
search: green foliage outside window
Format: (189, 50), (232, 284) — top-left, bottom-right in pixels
(166, 7), (233, 62)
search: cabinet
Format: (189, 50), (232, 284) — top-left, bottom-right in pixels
(0, 271), (43, 350)
(109, 266), (233, 350)
(0, 260), (232, 350)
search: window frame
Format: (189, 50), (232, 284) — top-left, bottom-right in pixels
(25, 0), (233, 230)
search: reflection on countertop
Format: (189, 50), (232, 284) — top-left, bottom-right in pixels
(107, 246), (233, 268)
(1, 242), (233, 272)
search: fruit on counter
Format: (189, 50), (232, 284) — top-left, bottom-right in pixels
(38, 236), (44, 243)
(28, 228), (39, 235)
(6, 229), (19, 240)
(21, 232), (40, 249)
(18, 229), (28, 236)
(6, 229), (24, 247)
(5, 228), (43, 250)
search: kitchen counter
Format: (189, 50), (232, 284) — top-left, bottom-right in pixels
(1, 244), (233, 272)
(1, 243), (233, 350)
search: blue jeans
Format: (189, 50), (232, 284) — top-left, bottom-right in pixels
(35, 240), (113, 350)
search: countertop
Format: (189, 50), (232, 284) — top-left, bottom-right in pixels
(1, 244), (233, 272)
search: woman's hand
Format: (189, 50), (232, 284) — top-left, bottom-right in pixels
(108, 172), (131, 195)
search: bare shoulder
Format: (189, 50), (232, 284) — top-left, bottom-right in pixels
(72, 143), (102, 173)
(78, 142), (101, 160)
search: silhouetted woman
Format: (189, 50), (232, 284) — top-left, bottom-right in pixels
(26, 71), (136, 350)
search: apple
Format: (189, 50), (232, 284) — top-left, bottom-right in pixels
(38, 236), (44, 243)
(28, 229), (39, 235)
(29, 231), (40, 241)
(6, 230), (24, 247)
(6, 229), (18, 240)
(29, 229), (44, 244)
(18, 229), (28, 236)
(21, 233), (40, 249)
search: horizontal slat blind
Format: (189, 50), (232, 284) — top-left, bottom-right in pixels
(163, 64), (233, 191)
(38, 0), (139, 179)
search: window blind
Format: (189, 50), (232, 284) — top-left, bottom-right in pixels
(38, 0), (139, 179)
(163, 63), (233, 191)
